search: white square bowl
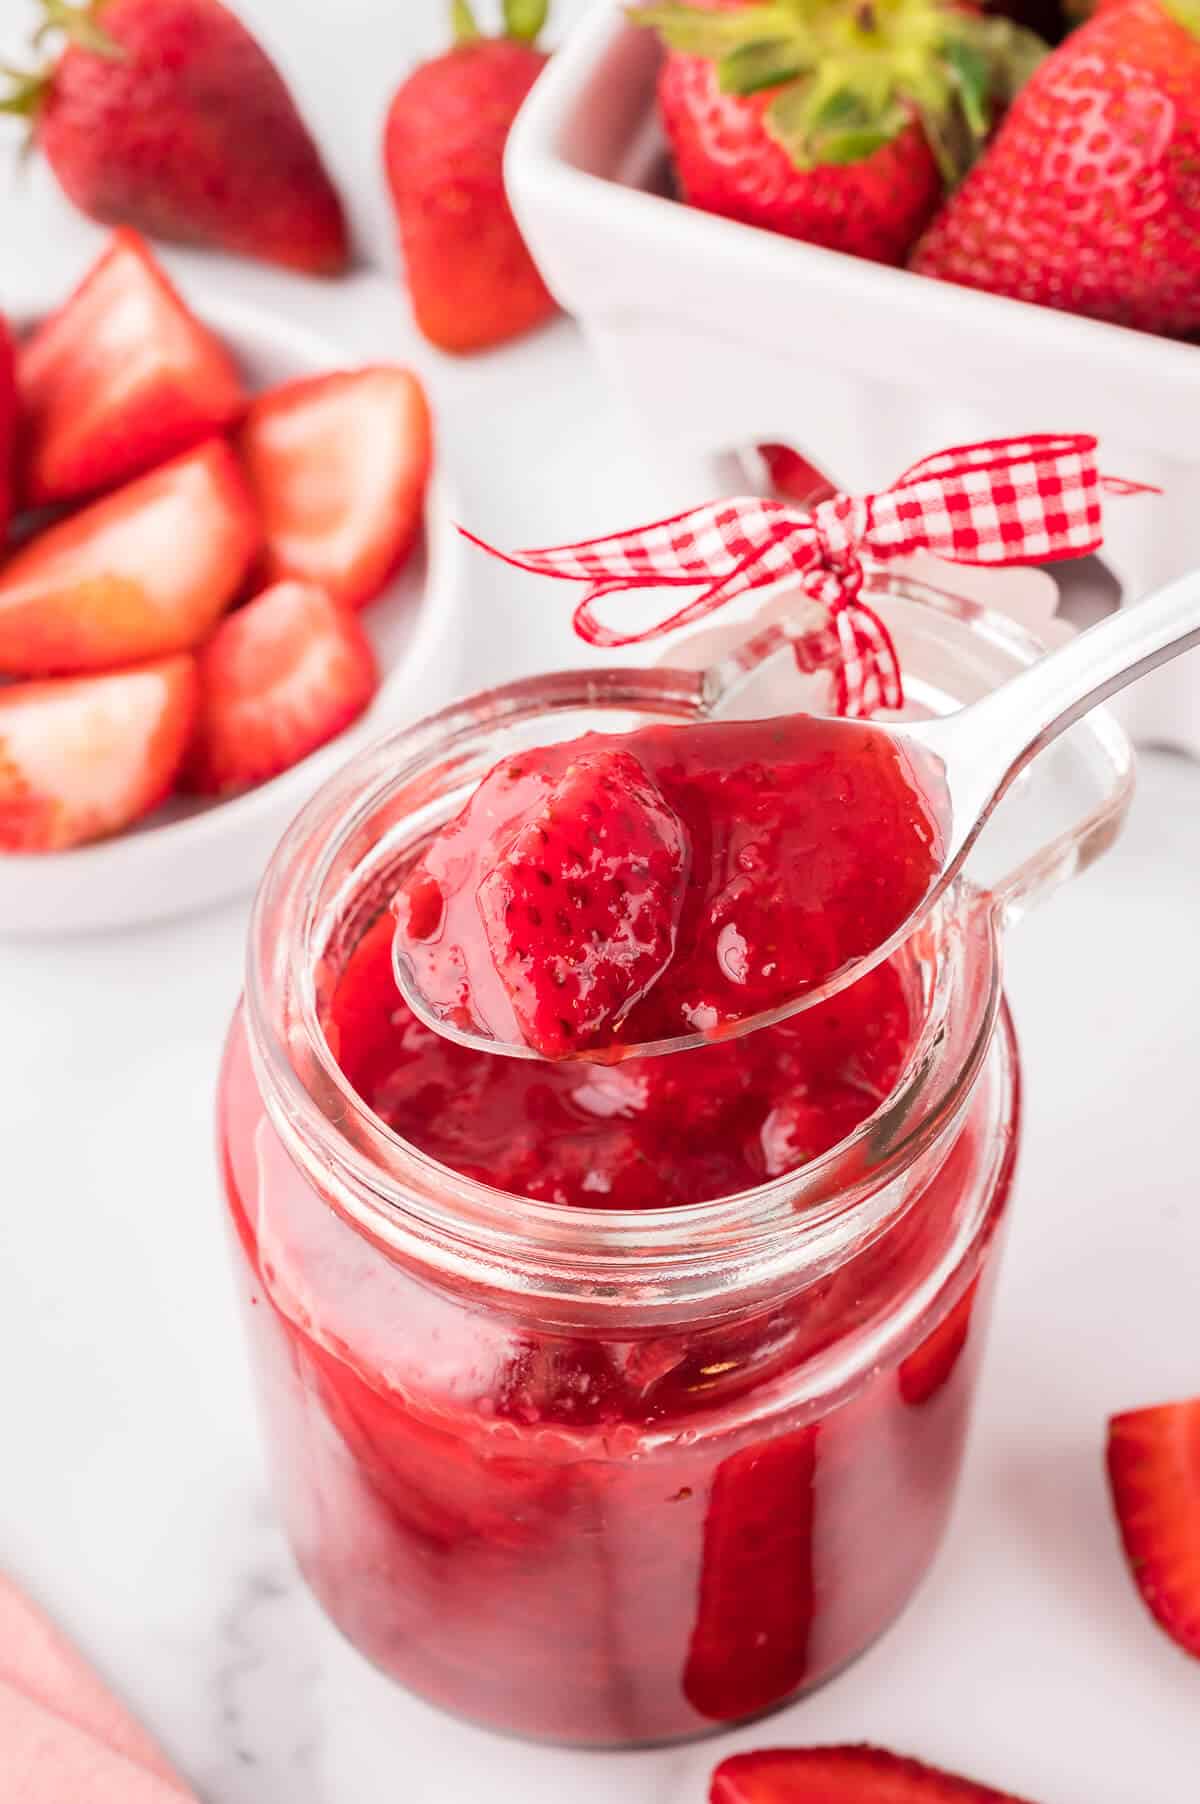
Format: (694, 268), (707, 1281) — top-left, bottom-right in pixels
(506, 1), (1200, 752)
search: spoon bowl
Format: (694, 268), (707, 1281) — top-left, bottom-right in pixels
(392, 566), (1200, 1063)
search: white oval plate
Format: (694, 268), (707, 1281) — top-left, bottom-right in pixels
(0, 275), (465, 935)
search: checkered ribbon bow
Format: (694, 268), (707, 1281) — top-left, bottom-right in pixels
(462, 434), (1108, 718)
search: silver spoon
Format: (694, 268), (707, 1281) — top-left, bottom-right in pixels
(394, 570), (1200, 1062)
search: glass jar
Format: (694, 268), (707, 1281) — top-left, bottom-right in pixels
(218, 574), (1131, 1747)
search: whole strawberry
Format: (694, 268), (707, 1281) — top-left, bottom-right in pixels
(383, 0), (556, 352)
(911, 0), (1200, 335)
(1, 0), (348, 275)
(635, 0), (1046, 265)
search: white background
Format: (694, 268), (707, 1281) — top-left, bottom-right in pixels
(1, 3), (1198, 1800)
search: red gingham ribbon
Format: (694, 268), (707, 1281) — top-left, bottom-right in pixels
(463, 434), (1111, 718)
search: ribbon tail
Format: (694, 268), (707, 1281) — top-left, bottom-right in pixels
(572, 552), (795, 649)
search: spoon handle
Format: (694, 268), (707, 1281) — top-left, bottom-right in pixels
(943, 569), (1200, 787)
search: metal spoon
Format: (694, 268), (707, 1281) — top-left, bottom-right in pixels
(393, 569), (1200, 1062)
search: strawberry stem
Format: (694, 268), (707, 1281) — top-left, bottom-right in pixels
(451, 0), (482, 42)
(634, 0), (1047, 180)
(503, 0), (550, 40)
(0, 60), (51, 123)
(35, 0), (122, 57)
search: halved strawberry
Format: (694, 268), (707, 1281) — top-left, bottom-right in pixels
(711, 1746), (1037, 1803)
(0, 440), (258, 677)
(18, 229), (245, 506)
(1107, 1397), (1200, 1660)
(0, 316), (16, 543)
(476, 748), (691, 1058)
(185, 579), (378, 796)
(238, 367), (432, 609)
(0, 654), (197, 852)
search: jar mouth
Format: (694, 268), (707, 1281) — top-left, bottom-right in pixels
(246, 650), (1005, 1301)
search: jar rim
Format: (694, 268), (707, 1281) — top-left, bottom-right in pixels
(244, 625), (1008, 1307)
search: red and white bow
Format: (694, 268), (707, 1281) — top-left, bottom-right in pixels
(461, 434), (1115, 718)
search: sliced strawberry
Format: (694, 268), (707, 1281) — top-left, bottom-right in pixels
(0, 654), (197, 852)
(685, 1428), (816, 1721)
(1107, 1397), (1200, 1660)
(475, 748), (691, 1058)
(0, 440), (258, 678)
(18, 229), (246, 506)
(0, 316), (16, 543)
(185, 579), (378, 796)
(711, 1746), (1037, 1803)
(238, 367), (431, 610)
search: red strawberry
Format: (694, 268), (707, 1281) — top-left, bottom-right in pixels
(475, 748), (691, 1058)
(382, 0), (557, 352)
(1106, 1396), (1200, 1659)
(18, 229), (245, 507)
(0, 653), (196, 852)
(638, 0), (1046, 265)
(759, 443), (835, 509)
(185, 579), (378, 796)
(911, 0), (1200, 334)
(2, 0), (348, 275)
(0, 440), (258, 677)
(0, 318), (16, 544)
(685, 1429), (816, 1720)
(711, 1747), (1038, 1803)
(238, 368), (432, 610)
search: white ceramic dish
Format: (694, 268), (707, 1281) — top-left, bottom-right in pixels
(506, 0), (1200, 754)
(0, 272), (465, 936)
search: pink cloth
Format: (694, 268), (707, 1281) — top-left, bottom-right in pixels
(0, 1573), (192, 1801)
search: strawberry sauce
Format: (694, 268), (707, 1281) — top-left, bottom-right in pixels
(330, 911), (912, 1207)
(217, 704), (1014, 1745)
(393, 717), (942, 1059)
(220, 906), (1018, 1742)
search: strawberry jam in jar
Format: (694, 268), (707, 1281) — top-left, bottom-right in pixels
(219, 576), (1131, 1745)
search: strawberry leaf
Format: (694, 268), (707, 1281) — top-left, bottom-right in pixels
(718, 38), (807, 96)
(452, 0), (482, 42)
(35, 0), (122, 58)
(503, 0), (549, 42)
(942, 38), (989, 138)
(629, 3), (798, 60)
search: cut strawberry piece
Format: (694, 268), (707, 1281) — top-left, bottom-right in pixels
(1107, 1397), (1200, 1660)
(0, 440), (258, 678)
(18, 229), (246, 506)
(711, 1746), (1037, 1803)
(238, 368), (431, 610)
(0, 316), (16, 543)
(475, 749), (691, 1058)
(685, 1428), (816, 1721)
(185, 579), (378, 796)
(0, 654), (197, 852)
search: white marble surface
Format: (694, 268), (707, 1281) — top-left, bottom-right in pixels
(1, 4), (1199, 1800)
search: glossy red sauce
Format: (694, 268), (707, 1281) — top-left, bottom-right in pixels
(392, 716), (941, 1058)
(328, 909), (913, 1208)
